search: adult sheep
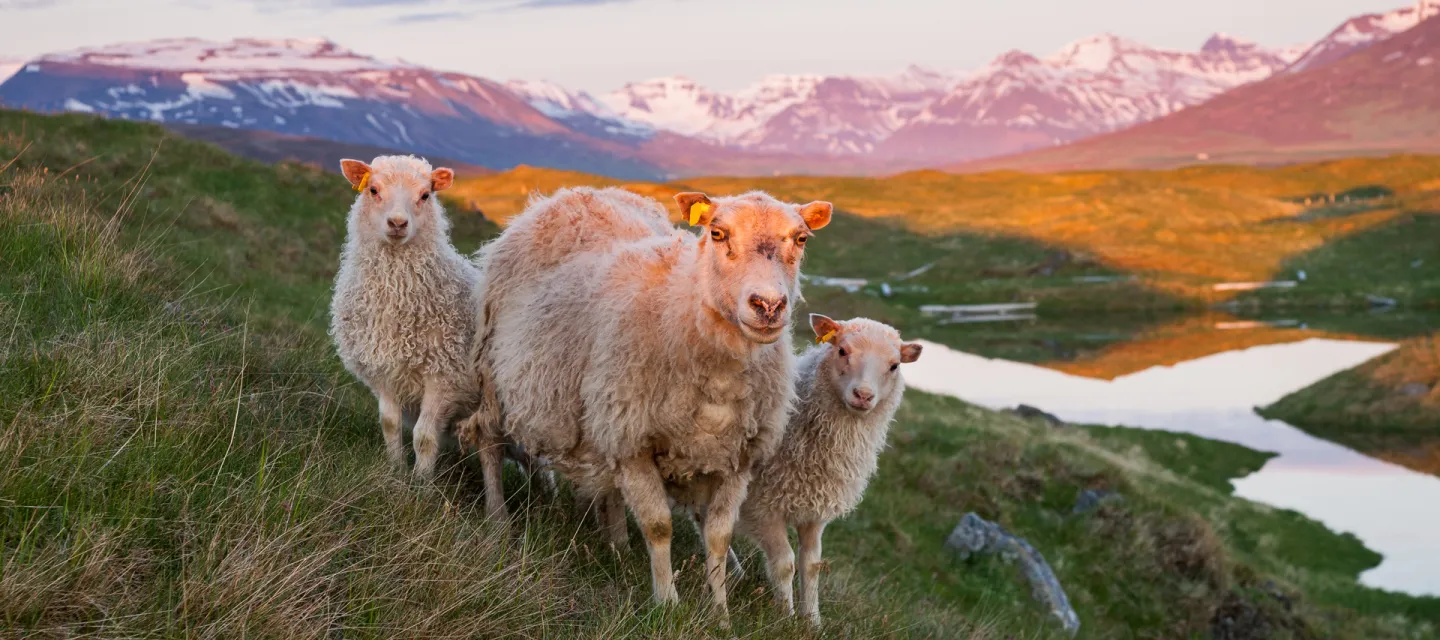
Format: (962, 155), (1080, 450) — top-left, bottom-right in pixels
(329, 155), (505, 517)
(471, 187), (831, 619)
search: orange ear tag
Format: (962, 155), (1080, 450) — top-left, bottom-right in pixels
(354, 172), (371, 193)
(817, 330), (837, 345)
(688, 202), (711, 226)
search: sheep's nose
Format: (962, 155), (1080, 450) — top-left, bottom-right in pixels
(850, 387), (875, 409)
(748, 293), (787, 320)
(387, 216), (409, 232)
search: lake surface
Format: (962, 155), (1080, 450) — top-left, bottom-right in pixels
(902, 335), (1440, 597)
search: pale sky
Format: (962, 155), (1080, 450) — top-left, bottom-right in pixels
(0, 0), (1415, 93)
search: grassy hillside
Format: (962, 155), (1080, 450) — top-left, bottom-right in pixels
(4, 109), (1439, 638)
(452, 157), (1440, 311)
(1263, 333), (1440, 477)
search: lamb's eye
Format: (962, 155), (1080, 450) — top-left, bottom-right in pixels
(710, 228), (727, 242)
(795, 234), (808, 246)
(890, 363), (899, 372)
(369, 187), (378, 196)
(838, 347), (848, 358)
(420, 192), (430, 202)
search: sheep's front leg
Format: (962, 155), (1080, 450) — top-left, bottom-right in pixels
(796, 520), (828, 625)
(412, 386), (451, 481)
(377, 393), (406, 471)
(618, 453), (678, 604)
(702, 473), (747, 625)
(751, 514), (796, 614)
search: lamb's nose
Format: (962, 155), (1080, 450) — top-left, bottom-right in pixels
(748, 293), (787, 319)
(851, 388), (874, 405)
(387, 216), (409, 232)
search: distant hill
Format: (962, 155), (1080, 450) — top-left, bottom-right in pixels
(0, 38), (670, 180)
(166, 123), (494, 177)
(958, 15), (1440, 172)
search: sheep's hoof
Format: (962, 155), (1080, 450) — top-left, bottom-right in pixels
(653, 585), (679, 605)
(485, 498), (509, 520)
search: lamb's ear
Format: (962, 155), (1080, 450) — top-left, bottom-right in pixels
(431, 167), (455, 192)
(340, 159), (371, 189)
(810, 314), (842, 344)
(799, 201), (832, 231)
(674, 192), (714, 226)
(900, 342), (923, 363)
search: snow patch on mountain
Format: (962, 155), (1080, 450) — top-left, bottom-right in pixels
(1289, 0), (1440, 72)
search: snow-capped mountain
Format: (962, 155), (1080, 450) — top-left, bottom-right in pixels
(1288, 0), (1440, 72)
(877, 33), (1304, 163)
(537, 32), (1304, 164)
(0, 38), (667, 179)
(588, 68), (958, 155)
(965, 7), (1440, 173)
(503, 78), (651, 141)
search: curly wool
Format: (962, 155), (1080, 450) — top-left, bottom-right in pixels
(473, 186), (795, 500)
(330, 156), (479, 406)
(743, 321), (905, 525)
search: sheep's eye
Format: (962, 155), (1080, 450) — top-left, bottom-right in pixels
(795, 234), (808, 246)
(837, 347), (848, 358)
(420, 192), (430, 202)
(369, 187), (378, 196)
(710, 228), (727, 242)
(890, 363), (899, 372)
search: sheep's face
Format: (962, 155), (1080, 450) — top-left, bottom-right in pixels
(810, 315), (921, 413)
(341, 157), (455, 247)
(676, 192), (831, 345)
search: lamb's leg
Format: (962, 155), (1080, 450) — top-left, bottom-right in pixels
(796, 519), (828, 626)
(751, 514), (796, 614)
(701, 473), (747, 626)
(377, 393), (405, 471)
(617, 453), (678, 604)
(412, 387), (450, 482)
(603, 489), (630, 550)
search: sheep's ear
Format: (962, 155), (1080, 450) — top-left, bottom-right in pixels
(674, 192), (714, 226)
(810, 314), (842, 344)
(340, 159), (371, 189)
(431, 167), (455, 192)
(900, 342), (923, 363)
(799, 201), (832, 231)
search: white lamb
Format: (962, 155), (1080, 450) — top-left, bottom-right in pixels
(470, 187), (832, 620)
(329, 155), (505, 517)
(738, 314), (921, 625)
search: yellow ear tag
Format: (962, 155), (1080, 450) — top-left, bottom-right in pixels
(688, 202), (711, 226)
(354, 172), (370, 193)
(817, 330), (837, 345)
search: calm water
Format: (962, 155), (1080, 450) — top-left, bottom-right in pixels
(902, 336), (1440, 597)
